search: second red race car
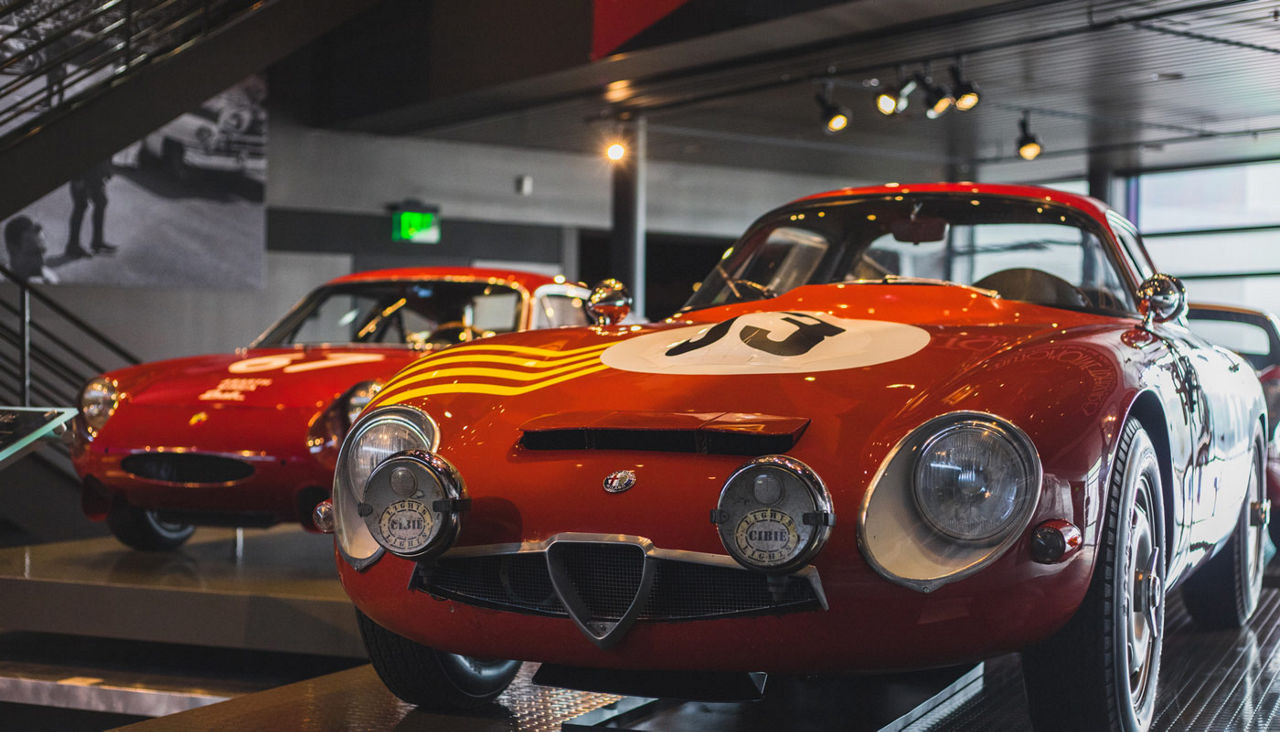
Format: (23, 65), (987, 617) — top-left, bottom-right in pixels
(72, 267), (589, 550)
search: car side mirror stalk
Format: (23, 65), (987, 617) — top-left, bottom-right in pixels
(587, 279), (632, 325)
(1137, 273), (1187, 330)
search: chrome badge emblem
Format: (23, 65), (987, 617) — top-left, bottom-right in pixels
(603, 470), (637, 494)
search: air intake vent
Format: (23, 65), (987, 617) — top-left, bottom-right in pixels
(121, 453), (254, 484)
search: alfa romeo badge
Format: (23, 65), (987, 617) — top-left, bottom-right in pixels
(603, 470), (637, 494)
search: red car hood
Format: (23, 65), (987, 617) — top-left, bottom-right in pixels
(109, 346), (424, 410)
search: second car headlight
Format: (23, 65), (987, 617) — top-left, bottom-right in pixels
(912, 420), (1037, 544)
(333, 405), (438, 566)
(80, 377), (119, 435)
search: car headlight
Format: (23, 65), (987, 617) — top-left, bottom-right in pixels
(333, 405), (438, 566)
(80, 377), (119, 436)
(712, 455), (834, 573)
(360, 450), (467, 559)
(859, 412), (1041, 593)
(912, 420), (1037, 543)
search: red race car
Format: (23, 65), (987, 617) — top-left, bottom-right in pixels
(323, 184), (1268, 731)
(72, 267), (589, 550)
(1186, 302), (1280, 546)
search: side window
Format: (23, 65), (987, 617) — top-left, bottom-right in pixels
(532, 291), (590, 329)
(1107, 212), (1155, 282)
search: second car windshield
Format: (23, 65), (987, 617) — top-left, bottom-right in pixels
(255, 280), (522, 348)
(684, 194), (1137, 316)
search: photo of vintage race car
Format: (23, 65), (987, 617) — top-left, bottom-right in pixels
(321, 184), (1269, 731)
(72, 267), (589, 550)
(1186, 302), (1280, 546)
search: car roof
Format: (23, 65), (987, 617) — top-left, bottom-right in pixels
(326, 267), (562, 293)
(789, 182), (1112, 222)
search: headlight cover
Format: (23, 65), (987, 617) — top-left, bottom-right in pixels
(80, 377), (119, 436)
(912, 420), (1037, 543)
(860, 412), (1041, 593)
(333, 405), (438, 568)
(360, 450), (467, 559)
(713, 455), (834, 573)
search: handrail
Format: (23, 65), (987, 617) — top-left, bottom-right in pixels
(0, 263), (141, 365)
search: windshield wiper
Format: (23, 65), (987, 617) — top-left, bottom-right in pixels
(715, 262), (777, 301)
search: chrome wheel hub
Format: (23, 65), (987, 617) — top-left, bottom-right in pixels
(1125, 484), (1160, 696)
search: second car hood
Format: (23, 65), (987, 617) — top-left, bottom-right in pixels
(108, 346), (422, 410)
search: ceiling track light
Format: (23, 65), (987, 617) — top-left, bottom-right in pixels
(1017, 110), (1042, 160)
(950, 61), (980, 111)
(919, 69), (955, 119)
(876, 68), (916, 116)
(815, 81), (851, 134)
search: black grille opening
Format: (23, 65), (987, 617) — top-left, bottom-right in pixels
(551, 542), (647, 622)
(120, 453), (254, 484)
(419, 544), (822, 623)
(520, 428), (797, 456)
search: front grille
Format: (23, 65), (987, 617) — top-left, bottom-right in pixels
(416, 541), (823, 623)
(120, 453), (254, 484)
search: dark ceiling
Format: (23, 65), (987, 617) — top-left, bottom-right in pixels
(347, 0), (1280, 183)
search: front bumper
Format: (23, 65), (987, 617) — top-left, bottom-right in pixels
(340, 527), (1092, 674)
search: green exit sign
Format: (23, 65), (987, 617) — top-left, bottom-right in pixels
(393, 210), (440, 243)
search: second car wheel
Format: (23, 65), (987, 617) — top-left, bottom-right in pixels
(1180, 428), (1266, 629)
(356, 609), (521, 710)
(1022, 418), (1165, 731)
(105, 499), (195, 551)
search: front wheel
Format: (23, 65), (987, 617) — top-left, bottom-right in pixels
(1022, 418), (1165, 731)
(1181, 429), (1266, 629)
(105, 499), (195, 551)
(356, 609), (520, 709)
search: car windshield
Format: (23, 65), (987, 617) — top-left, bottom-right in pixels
(683, 193), (1137, 316)
(254, 280), (523, 348)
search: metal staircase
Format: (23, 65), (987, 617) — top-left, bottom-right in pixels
(0, 0), (379, 217)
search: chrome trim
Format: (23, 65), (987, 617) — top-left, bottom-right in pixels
(715, 455), (835, 574)
(857, 410), (1044, 593)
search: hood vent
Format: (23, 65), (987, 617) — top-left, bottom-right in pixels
(519, 411), (809, 456)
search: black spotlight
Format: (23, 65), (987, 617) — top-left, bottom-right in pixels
(815, 82), (851, 134)
(1017, 110), (1042, 160)
(876, 73), (917, 116)
(920, 73), (955, 119)
(950, 64), (980, 111)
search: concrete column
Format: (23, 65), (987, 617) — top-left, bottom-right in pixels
(610, 116), (647, 318)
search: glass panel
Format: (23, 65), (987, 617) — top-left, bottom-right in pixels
(1144, 229), (1280, 277)
(1186, 319), (1271, 358)
(1182, 276), (1280, 321)
(533, 294), (589, 329)
(1138, 161), (1280, 232)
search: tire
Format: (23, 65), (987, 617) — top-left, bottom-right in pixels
(1022, 418), (1164, 731)
(1270, 509), (1280, 553)
(1181, 429), (1266, 629)
(356, 609), (520, 709)
(105, 499), (195, 551)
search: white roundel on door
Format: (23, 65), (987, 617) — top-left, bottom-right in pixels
(601, 311), (931, 375)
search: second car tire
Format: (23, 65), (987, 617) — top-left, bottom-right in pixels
(105, 499), (195, 551)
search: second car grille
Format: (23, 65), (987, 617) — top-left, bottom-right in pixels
(120, 453), (255, 484)
(416, 539), (823, 623)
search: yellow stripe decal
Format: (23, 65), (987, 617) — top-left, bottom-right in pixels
(395, 349), (605, 377)
(438, 342), (613, 358)
(380, 364), (611, 402)
(382, 360), (604, 394)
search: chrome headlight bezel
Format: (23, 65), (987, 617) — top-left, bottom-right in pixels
(859, 411), (1042, 593)
(333, 405), (439, 570)
(713, 455), (835, 574)
(80, 377), (119, 437)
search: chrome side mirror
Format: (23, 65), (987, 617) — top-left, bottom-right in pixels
(1137, 273), (1187, 329)
(586, 279), (631, 325)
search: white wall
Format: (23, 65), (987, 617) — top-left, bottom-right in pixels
(268, 119), (869, 238)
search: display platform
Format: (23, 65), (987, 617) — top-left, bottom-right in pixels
(0, 525), (363, 658)
(111, 562), (1280, 731)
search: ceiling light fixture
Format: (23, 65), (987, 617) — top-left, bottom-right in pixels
(921, 72), (955, 119)
(605, 141), (627, 162)
(876, 69), (916, 116)
(1017, 110), (1042, 160)
(815, 81), (851, 134)
(950, 62), (980, 111)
